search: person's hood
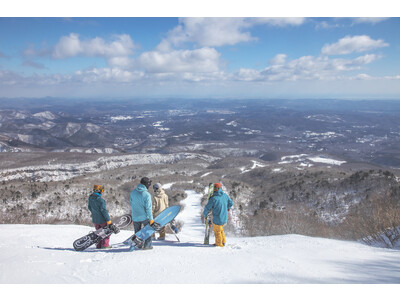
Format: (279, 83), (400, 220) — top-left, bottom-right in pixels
(155, 188), (165, 195)
(136, 184), (148, 193)
(214, 189), (223, 196)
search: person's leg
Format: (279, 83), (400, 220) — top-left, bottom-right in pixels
(213, 224), (224, 247)
(221, 226), (226, 246)
(94, 223), (107, 248)
(133, 221), (142, 233)
(158, 227), (166, 240)
(142, 220), (153, 249)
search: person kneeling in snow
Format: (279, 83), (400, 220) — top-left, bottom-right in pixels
(203, 183), (233, 247)
(88, 184), (119, 249)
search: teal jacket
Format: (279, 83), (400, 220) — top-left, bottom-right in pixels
(203, 189), (233, 225)
(88, 192), (111, 224)
(130, 184), (153, 222)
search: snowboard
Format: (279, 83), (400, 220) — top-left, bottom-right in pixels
(204, 183), (214, 245)
(123, 205), (181, 250)
(73, 214), (132, 251)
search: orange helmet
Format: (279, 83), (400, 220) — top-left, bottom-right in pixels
(93, 184), (104, 194)
(214, 183), (221, 190)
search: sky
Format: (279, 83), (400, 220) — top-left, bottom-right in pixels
(1, 2), (400, 99)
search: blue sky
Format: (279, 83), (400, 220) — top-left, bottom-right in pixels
(0, 14), (399, 99)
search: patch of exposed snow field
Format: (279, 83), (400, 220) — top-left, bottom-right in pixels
(1, 186), (400, 286)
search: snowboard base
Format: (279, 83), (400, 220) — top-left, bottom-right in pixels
(73, 213), (132, 251)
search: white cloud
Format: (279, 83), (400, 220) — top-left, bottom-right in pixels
(161, 18), (255, 48)
(106, 56), (134, 69)
(352, 18), (389, 24)
(384, 75), (400, 80)
(158, 17), (307, 49)
(234, 53), (379, 82)
(52, 33), (136, 59)
(269, 54), (287, 65)
(236, 68), (264, 81)
(321, 35), (389, 55)
(74, 68), (144, 83)
(250, 17), (306, 27)
(135, 47), (221, 73)
(352, 73), (372, 80)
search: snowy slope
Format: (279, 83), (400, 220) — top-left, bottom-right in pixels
(1, 189), (400, 284)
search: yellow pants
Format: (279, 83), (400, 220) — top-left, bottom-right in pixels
(213, 224), (226, 247)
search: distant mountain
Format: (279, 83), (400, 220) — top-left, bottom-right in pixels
(2, 98), (400, 167)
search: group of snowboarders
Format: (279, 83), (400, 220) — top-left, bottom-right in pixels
(87, 178), (233, 250)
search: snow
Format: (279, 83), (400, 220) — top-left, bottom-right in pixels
(0, 152), (218, 182)
(280, 154), (346, 166)
(240, 160), (266, 173)
(33, 111), (57, 120)
(1, 186), (400, 285)
(200, 171), (213, 177)
(308, 156), (346, 165)
(110, 116), (133, 122)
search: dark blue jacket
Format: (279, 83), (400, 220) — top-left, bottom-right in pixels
(203, 189), (233, 225)
(88, 192), (111, 224)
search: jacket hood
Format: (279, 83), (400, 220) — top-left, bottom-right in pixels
(215, 189), (223, 196)
(155, 188), (165, 195)
(136, 184), (148, 193)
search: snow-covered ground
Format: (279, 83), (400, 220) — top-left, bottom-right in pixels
(1, 188), (400, 285)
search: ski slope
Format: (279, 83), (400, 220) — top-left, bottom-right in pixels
(1, 188), (400, 284)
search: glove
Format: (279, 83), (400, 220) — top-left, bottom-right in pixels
(150, 220), (162, 231)
(109, 223), (120, 234)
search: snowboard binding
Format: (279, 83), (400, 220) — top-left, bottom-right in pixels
(131, 235), (144, 249)
(151, 221), (162, 231)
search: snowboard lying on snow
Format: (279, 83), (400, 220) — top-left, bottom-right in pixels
(123, 205), (181, 251)
(73, 214), (132, 251)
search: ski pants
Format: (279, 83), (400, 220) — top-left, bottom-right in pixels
(133, 220), (153, 249)
(152, 227), (166, 239)
(213, 224), (226, 247)
(94, 223), (110, 248)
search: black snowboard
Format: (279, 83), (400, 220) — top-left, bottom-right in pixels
(73, 214), (132, 251)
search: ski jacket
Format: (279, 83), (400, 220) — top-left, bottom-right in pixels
(203, 189), (233, 226)
(88, 192), (111, 224)
(130, 184), (153, 222)
(152, 188), (169, 217)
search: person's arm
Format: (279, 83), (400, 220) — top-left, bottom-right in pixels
(227, 195), (233, 210)
(203, 197), (214, 218)
(100, 197), (111, 224)
(145, 193), (154, 221)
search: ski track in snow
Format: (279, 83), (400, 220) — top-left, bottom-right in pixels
(1, 187), (400, 283)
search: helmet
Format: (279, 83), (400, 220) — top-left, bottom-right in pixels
(153, 183), (162, 191)
(214, 183), (221, 190)
(140, 177), (152, 189)
(93, 184), (104, 194)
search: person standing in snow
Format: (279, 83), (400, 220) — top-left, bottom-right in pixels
(203, 183), (233, 247)
(152, 183), (169, 240)
(130, 177), (154, 250)
(88, 184), (119, 249)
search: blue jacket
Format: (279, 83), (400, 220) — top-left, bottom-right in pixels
(203, 189), (233, 225)
(130, 184), (153, 222)
(88, 192), (111, 224)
